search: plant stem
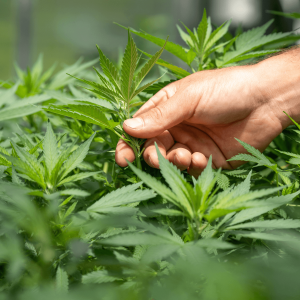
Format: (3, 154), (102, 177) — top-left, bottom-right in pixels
(275, 171), (280, 196)
(132, 146), (142, 170)
(136, 156), (142, 170)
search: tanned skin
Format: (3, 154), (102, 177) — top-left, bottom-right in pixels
(115, 48), (300, 177)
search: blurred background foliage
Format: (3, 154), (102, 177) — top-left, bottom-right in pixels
(1, 0), (300, 80)
(0, 1), (300, 299)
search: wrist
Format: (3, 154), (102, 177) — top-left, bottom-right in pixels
(253, 48), (300, 129)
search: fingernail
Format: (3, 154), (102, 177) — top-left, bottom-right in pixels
(174, 155), (181, 165)
(149, 156), (155, 167)
(124, 118), (143, 129)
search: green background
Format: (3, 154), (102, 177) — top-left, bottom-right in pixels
(0, 0), (299, 80)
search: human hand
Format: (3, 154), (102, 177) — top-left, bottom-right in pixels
(115, 54), (298, 177)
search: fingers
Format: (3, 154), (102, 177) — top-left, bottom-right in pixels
(187, 153), (216, 178)
(166, 143), (192, 171)
(116, 84), (177, 168)
(143, 130), (174, 168)
(168, 124), (232, 169)
(115, 139), (135, 167)
(134, 85), (177, 117)
(123, 91), (196, 139)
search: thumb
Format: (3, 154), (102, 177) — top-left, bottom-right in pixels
(123, 92), (194, 139)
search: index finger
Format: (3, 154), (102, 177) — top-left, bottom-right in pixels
(133, 84), (177, 117)
(143, 130), (174, 168)
(115, 139), (135, 167)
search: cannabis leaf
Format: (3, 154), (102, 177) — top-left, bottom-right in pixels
(45, 31), (167, 170)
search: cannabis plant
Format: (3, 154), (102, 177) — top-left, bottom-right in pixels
(44, 31), (167, 169)
(13, 54), (98, 98)
(0, 122), (99, 194)
(127, 143), (300, 241)
(120, 9), (296, 94)
(0, 8), (300, 300)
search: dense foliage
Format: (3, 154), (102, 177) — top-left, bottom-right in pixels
(0, 10), (300, 300)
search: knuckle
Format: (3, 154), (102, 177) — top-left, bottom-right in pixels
(149, 106), (164, 122)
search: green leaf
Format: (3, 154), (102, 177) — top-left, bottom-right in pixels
(234, 20), (273, 51)
(87, 183), (147, 213)
(194, 238), (236, 249)
(56, 266), (68, 292)
(207, 185), (283, 222)
(133, 38), (168, 94)
(278, 171), (292, 185)
(82, 270), (120, 284)
(121, 31), (139, 100)
(100, 232), (166, 246)
(57, 171), (102, 187)
(203, 40), (231, 60)
(117, 24), (190, 64)
(231, 171), (252, 197)
(223, 169), (254, 179)
(130, 74), (166, 99)
(215, 187), (283, 209)
(197, 9), (208, 54)
(288, 157), (300, 165)
(96, 45), (122, 94)
(50, 138), (79, 186)
(204, 20), (231, 53)
(217, 173), (230, 190)
(235, 138), (272, 165)
(227, 219), (300, 230)
(67, 74), (121, 103)
(59, 195), (73, 207)
(140, 50), (190, 78)
(48, 58), (98, 90)
(157, 59), (191, 78)
(38, 63), (56, 87)
(11, 166), (24, 186)
(275, 149), (300, 159)
(283, 111), (300, 130)
(221, 50), (279, 65)
(227, 153), (261, 164)
(0, 106), (40, 121)
(31, 53), (43, 83)
(44, 105), (118, 129)
(151, 208), (185, 217)
(180, 22), (199, 52)
(0, 82), (18, 106)
(267, 10), (300, 19)
(142, 244), (181, 263)
(60, 189), (90, 197)
(230, 231), (298, 243)
(10, 141), (45, 189)
(46, 90), (74, 104)
(197, 156), (215, 196)
(74, 98), (116, 112)
(284, 129), (300, 144)
(43, 121), (58, 177)
(0, 146), (11, 167)
(143, 80), (176, 95)
(4, 156), (40, 184)
(127, 161), (180, 208)
(177, 24), (193, 47)
(204, 17), (212, 45)
(155, 143), (194, 217)
(88, 188), (155, 213)
(63, 201), (77, 220)
(59, 132), (96, 180)
(228, 191), (300, 226)
(219, 21), (291, 66)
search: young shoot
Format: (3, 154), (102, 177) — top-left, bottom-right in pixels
(45, 30), (168, 169)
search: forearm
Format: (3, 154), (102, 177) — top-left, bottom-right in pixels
(254, 47), (300, 128)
